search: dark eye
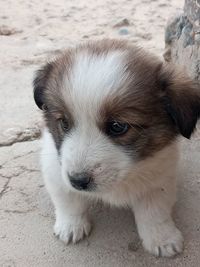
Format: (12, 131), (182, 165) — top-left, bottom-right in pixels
(60, 118), (69, 132)
(106, 121), (129, 137)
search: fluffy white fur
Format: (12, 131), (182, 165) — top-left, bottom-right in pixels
(41, 129), (183, 257)
(40, 50), (184, 257)
(62, 50), (130, 117)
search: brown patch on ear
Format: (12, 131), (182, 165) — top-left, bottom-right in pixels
(33, 49), (74, 110)
(33, 51), (74, 150)
(33, 62), (53, 109)
(159, 64), (200, 139)
(98, 48), (179, 160)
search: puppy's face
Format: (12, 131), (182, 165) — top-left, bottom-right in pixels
(34, 39), (200, 193)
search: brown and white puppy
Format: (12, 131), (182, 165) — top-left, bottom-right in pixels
(33, 39), (200, 257)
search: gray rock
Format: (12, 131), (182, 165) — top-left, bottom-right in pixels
(164, 0), (200, 81)
(165, 13), (186, 45)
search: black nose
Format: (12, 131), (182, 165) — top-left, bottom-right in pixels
(68, 172), (92, 190)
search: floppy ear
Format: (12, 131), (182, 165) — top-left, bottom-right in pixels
(33, 62), (53, 110)
(159, 64), (200, 139)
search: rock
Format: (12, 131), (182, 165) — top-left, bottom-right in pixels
(113, 18), (130, 28)
(0, 127), (41, 147)
(164, 1), (200, 81)
(128, 239), (141, 252)
(0, 25), (21, 36)
(0, 67), (43, 146)
(82, 35), (89, 39)
(118, 28), (129, 35)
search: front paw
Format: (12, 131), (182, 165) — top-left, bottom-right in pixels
(54, 214), (92, 244)
(141, 223), (184, 257)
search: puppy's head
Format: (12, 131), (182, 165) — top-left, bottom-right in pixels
(33, 39), (200, 193)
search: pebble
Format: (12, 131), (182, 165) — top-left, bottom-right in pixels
(113, 18), (130, 28)
(0, 25), (21, 36)
(128, 240), (141, 252)
(118, 28), (129, 35)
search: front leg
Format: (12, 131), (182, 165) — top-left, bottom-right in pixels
(41, 130), (92, 244)
(132, 188), (183, 257)
(53, 190), (92, 244)
(46, 178), (91, 244)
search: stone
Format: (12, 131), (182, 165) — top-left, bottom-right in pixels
(0, 25), (21, 36)
(113, 18), (130, 28)
(0, 67), (43, 146)
(164, 0), (200, 80)
(118, 28), (129, 35)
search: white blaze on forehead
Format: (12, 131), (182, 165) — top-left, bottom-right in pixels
(63, 50), (129, 118)
(59, 49), (133, 184)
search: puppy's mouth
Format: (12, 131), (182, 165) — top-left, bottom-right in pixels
(68, 172), (96, 192)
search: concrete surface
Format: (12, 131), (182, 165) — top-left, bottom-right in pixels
(1, 0), (200, 266)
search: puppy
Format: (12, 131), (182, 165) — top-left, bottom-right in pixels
(33, 39), (200, 257)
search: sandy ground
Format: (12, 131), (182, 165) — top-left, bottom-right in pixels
(1, 0), (200, 266)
